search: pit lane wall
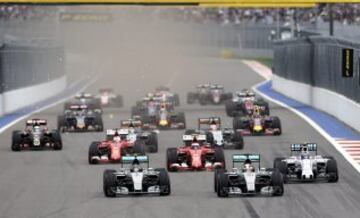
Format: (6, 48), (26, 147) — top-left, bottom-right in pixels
(0, 41), (66, 115)
(273, 36), (360, 131)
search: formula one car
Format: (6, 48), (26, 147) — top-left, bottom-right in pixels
(198, 117), (244, 149)
(273, 143), (339, 183)
(64, 92), (102, 113)
(153, 86), (180, 106)
(215, 154), (284, 197)
(225, 89), (269, 117)
(233, 106), (281, 136)
(187, 84), (232, 105)
(103, 155), (171, 197)
(11, 119), (62, 151)
(119, 119), (159, 152)
(139, 102), (186, 130)
(57, 104), (103, 132)
(96, 88), (123, 107)
(166, 134), (225, 171)
(88, 129), (146, 164)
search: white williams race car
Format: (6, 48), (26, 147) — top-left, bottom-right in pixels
(103, 156), (171, 197)
(273, 143), (339, 183)
(215, 154), (284, 197)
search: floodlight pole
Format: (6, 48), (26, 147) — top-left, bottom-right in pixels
(329, 4), (334, 36)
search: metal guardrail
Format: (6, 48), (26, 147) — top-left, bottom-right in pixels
(273, 36), (360, 103)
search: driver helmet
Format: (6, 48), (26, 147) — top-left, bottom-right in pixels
(209, 120), (218, 131)
(113, 135), (121, 143)
(243, 159), (254, 172)
(131, 158), (142, 172)
(191, 142), (200, 150)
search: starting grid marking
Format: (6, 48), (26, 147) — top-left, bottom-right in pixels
(337, 140), (360, 164)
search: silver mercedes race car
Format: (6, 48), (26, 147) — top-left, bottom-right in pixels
(103, 156), (171, 197)
(273, 143), (339, 183)
(215, 154), (284, 197)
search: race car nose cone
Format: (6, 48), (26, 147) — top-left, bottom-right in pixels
(253, 125), (263, 132)
(159, 120), (168, 126)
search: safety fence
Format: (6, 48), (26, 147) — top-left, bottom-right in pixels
(273, 36), (360, 103)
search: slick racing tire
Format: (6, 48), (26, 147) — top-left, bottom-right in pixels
(233, 117), (248, 130)
(214, 148), (225, 169)
(94, 116), (104, 132)
(225, 100), (236, 117)
(187, 93), (196, 104)
(88, 142), (100, 164)
(217, 172), (229, 197)
(174, 94), (180, 106)
(176, 112), (186, 129)
(232, 131), (244, 149)
(133, 140), (146, 155)
(274, 159), (288, 183)
(146, 133), (158, 153)
(271, 169), (284, 196)
(103, 169), (117, 197)
(11, 130), (22, 151)
(51, 130), (63, 150)
(214, 168), (225, 193)
(271, 116), (282, 135)
(326, 159), (339, 183)
(156, 168), (171, 196)
(166, 148), (178, 172)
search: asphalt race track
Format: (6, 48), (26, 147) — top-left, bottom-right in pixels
(1, 26), (360, 218)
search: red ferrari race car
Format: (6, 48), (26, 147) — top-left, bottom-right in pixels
(166, 134), (225, 172)
(88, 129), (145, 164)
(233, 106), (281, 136)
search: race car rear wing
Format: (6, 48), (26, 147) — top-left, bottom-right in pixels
(26, 119), (47, 126)
(75, 93), (92, 99)
(232, 154), (261, 168)
(106, 129), (129, 136)
(182, 134), (206, 143)
(291, 143), (317, 155)
(198, 117), (221, 129)
(120, 120), (142, 128)
(121, 155), (149, 168)
(69, 104), (88, 110)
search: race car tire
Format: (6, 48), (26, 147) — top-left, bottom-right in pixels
(326, 159), (339, 183)
(233, 117), (247, 130)
(217, 172), (229, 197)
(225, 100), (236, 117)
(214, 148), (226, 169)
(271, 116), (282, 135)
(133, 140), (146, 155)
(214, 168), (225, 192)
(176, 112), (186, 129)
(156, 168), (171, 196)
(103, 169), (117, 197)
(273, 157), (286, 168)
(275, 160), (288, 183)
(187, 93), (196, 104)
(174, 94), (180, 106)
(51, 130), (62, 150)
(232, 131), (244, 149)
(199, 96), (207, 105)
(95, 116), (104, 132)
(271, 169), (284, 196)
(11, 130), (22, 151)
(206, 132), (214, 145)
(166, 148), (178, 172)
(57, 115), (65, 132)
(88, 142), (100, 164)
(222, 93), (233, 102)
(146, 133), (158, 153)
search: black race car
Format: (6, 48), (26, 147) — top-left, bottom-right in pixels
(187, 84), (232, 105)
(12, 119), (62, 151)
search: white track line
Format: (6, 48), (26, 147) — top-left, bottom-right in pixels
(243, 60), (360, 173)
